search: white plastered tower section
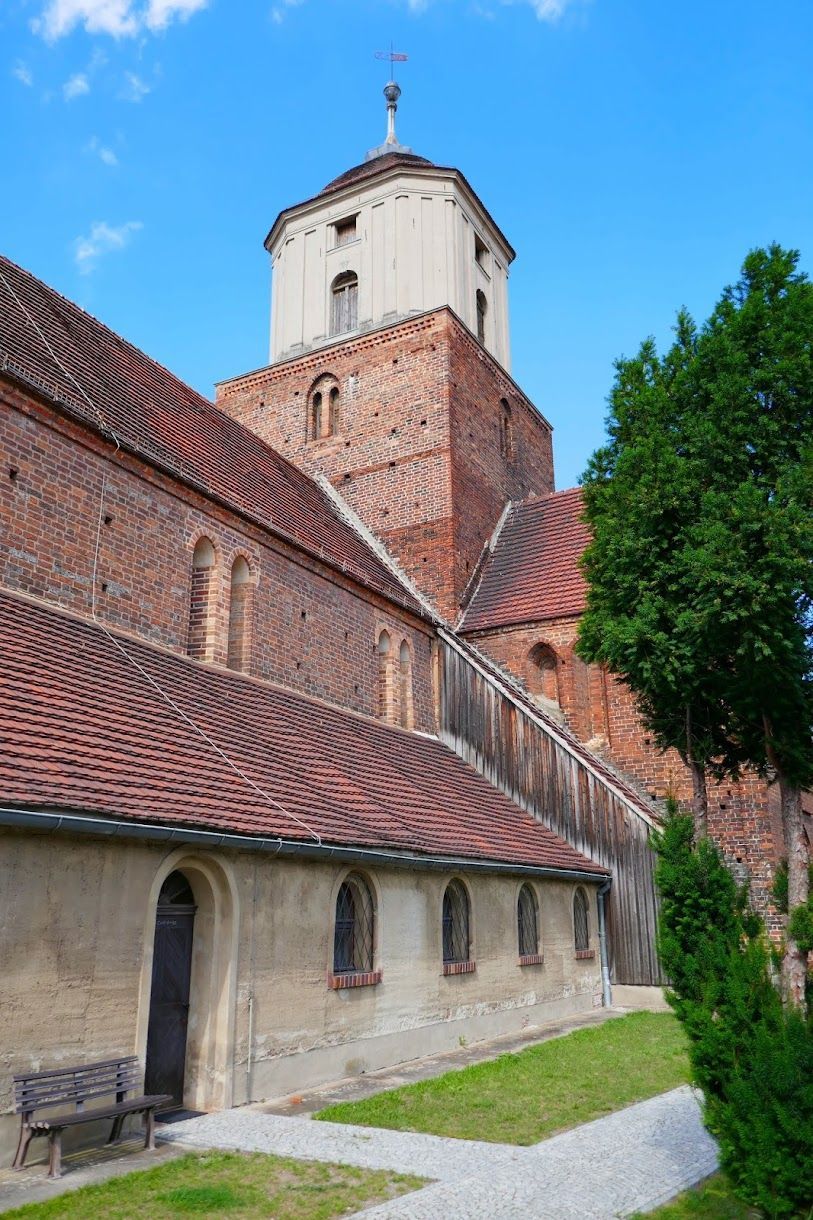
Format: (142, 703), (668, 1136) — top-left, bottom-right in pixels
(265, 81), (515, 371)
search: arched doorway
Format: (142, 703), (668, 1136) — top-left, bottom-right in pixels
(144, 870), (197, 1107)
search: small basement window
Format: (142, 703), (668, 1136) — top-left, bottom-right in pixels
(334, 216), (358, 247)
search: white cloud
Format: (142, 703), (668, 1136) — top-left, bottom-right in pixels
(74, 219), (142, 273)
(63, 72), (90, 99)
(119, 70), (150, 101)
(13, 61), (33, 86)
(270, 0), (302, 24)
(87, 136), (119, 165)
(524, 0), (575, 20)
(33, 0), (207, 41)
(144, 0), (207, 30)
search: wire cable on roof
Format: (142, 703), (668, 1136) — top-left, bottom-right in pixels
(7, 271), (322, 848)
(0, 267), (121, 452)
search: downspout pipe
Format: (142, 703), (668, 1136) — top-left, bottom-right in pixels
(597, 877), (613, 1008)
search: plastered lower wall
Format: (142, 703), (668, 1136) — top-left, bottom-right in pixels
(0, 829), (602, 1164)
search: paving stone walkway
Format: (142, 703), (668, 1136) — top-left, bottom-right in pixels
(161, 1084), (718, 1218)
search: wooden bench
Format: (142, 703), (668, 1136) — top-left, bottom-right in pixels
(12, 1056), (172, 1178)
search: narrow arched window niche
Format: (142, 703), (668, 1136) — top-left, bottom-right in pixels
(517, 884), (543, 965)
(377, 629), (394, 723)
(329, 872), (380, 989)
(331, 271), (358, 336)
(187, 537), (217, 662)
(398, 639), (414, 730)
(574, 887), (594, 958)
(499, 398), (514, 462)
(227, 555), (254, 673)
(527, 642), (560, 706)
(475, 289), (487, 344)
(442, 879), (474, 975)
(309, 375), (340, 441)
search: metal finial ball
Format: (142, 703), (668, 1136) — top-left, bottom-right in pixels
(384, 81), (401, 105)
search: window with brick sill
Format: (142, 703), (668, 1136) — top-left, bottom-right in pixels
(442, 879), (472, 975)
(332, 873), (377, 988)
(573, 886), (591, 955)
(517, 883), (540, 962)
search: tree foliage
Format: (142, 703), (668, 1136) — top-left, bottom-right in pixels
(654, 810), (813, 1219)
(577, 245), (813, 1002)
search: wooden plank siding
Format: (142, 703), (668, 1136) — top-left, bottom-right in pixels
(438, 636), (664, 985)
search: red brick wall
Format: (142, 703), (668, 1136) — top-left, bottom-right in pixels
(0, 382), (435, 730)
(448, 323), (554, 611)
(468, 618), (783, 920)
(216, 309), (554, 621)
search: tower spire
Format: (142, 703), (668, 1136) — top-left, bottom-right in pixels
(367, 48), (412, 161)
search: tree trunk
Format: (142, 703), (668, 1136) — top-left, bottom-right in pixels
(685, 707), (708, 839)
(687, 760), (708, 839)
(779, 775), (810, 1012)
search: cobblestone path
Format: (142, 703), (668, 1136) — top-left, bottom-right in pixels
(161, 1084), (718, 1218)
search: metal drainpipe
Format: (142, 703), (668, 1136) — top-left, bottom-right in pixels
(597, 878), (613, 1008)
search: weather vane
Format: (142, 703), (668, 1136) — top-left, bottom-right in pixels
(375, 45), (409, 76)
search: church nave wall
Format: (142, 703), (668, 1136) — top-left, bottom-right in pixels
(0, 384), (435, 728)
(0, 830), (603, 1164)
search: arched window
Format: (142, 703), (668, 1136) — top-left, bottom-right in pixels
(442, 879), (471, 967)
(227, 556), (253, 673)
(333, 873), (375, 975)
(187, 537), (216, 661)
(517, 884), (539, 959)
(499, 398), (513, 461)
(574, 887), (590, 953)
(310, 376), (340, 440)
(329, 386), (340, 435)
(312, 390), (323, 439)
(398, 640), (413, 730)
(528, 643), (560, 705)
(377, 629), (393, 722)
(476, 289), (487, 344)
(331, 272), (358, 335)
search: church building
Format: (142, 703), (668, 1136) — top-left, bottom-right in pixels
(0, 82), (778, 1161)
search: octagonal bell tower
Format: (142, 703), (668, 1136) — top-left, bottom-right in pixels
(265, 82), (515, 371)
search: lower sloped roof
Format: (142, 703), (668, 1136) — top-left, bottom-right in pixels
(461, 488), (590, 633)
(0, 591), (606, 876)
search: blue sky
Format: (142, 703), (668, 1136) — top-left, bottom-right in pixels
(3, 0), (812, 488)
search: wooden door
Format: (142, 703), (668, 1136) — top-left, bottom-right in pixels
(144, 872), (196, 1107)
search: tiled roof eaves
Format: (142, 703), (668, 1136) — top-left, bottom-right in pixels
(0, 804), (608, 880)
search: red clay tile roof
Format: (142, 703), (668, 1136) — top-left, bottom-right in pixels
(321, 152), (435, 195)
(0, 590), (606, 875)
(0, 255), (421, 617)
(461, 488), (590, 633)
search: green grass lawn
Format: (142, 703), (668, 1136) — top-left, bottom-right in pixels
(633, 1175), (755, 1218)
(2, 1151), (425, 1220)
(315, 1011), (690, 1145)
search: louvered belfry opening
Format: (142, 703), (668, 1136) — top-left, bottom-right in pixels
(517, 884), (539, 957)
(574, 886), (590, 952)
(442, 879), (470, 964)
(331, 272), (358, 335)
(333, 874), (375, 974)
